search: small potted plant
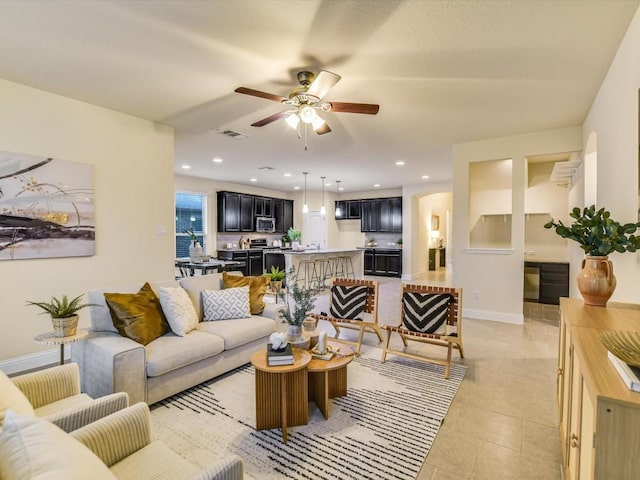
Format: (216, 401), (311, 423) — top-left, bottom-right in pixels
(287, 228), (302, 250)
(184, 228), (203, 262)
(27, 294), (95, 337)
(264, 265), (286, 293)
(544, 205), (640, 306)
(281, 234), (291, 248)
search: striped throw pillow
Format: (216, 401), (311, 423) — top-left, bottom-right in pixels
(329, 285), (369, 320)
(402, 292), (452, 334)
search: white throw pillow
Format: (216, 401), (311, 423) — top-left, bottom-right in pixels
(0, 410), (117, 480)
(0, 370), (35, 427)
(202, 286), (251, 321)
(158, 286), (199, 336)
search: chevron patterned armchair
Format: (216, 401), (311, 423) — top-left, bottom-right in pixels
(381, 284), (464, 379)
(311, 278), (381, 355)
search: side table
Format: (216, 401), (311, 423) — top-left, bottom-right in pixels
(34, 330), (88, 365)
(307, 342), (355, 419)
(251, 348), (311, 443)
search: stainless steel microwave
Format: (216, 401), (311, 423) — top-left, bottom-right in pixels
(256, 217), (275, 233)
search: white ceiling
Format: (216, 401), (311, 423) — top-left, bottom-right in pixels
(0, 0), (637, 193)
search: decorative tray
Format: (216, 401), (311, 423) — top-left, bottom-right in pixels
(600, 330), (640, 367)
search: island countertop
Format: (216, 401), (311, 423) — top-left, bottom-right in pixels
(280, 248), (362, 255)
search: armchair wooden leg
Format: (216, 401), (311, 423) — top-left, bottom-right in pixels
(330, 320), (341, 339)
(399, 332), (408, 347)
(444, 343), (453, 379)
(355, 326), (366, 356)
(371, 324), (383, 342)
(381, 329), (392, 363)
(457, 341), (465, 359)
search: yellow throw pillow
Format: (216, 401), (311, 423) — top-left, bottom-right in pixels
(104, 282), (170, 345)
(222, 272), (269, 314)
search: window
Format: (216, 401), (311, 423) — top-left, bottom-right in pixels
(175, 192), (206, 258)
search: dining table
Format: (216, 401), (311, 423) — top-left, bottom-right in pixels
(175, 258), (245, 276)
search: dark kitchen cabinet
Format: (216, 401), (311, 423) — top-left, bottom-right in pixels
(360, 197), (402, 233)
(364, 248), (402, 277)
(217, 250), (263, 276)
(360, 199), (379, 232)
(274, 199), (294, 233)
(335, 200), (361, 220)
(255, 197), (273, 217)
(539, 262), (569, 305)
(217, 192), (255, 232)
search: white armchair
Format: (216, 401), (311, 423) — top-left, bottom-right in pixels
(3, 362), (128, 432)
(71, 402), (244, 480)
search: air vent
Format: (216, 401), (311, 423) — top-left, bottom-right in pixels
(214, 128), (248, 140)
(258, 166), (275, 171)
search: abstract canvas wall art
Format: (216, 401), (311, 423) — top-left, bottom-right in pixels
(0, 151), (94, 260)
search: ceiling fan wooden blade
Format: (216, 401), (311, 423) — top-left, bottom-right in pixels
(234, 87), (286, 103)
(306, 70), (341, 99)
(315, 122), (331, 135)
(251, 111), (290, 127)
(328, 102), (380, 114)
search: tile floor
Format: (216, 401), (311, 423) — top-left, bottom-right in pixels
(313, 271), (563, 480)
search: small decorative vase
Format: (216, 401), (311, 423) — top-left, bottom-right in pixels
(270, 280), (283, 294)
(189, 241), (203, 263)
(52, 315), (79, 338)
(577, 255), (616, 306)
(287, 324), (310, 350)
(302, 317), (319, 349)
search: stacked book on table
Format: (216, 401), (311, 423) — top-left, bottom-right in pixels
(607, 351), (640, 393)
(267, 344), (294, 366)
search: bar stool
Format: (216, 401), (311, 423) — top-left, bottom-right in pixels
(337, 255), (355, 279)
(314, 256), (333, 290)
(295, 258), (319, 290)
(327, 256), (343, 279)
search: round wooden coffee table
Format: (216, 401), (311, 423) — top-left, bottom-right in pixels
(307, 342), (355, 419)
(251, 348), (311, 443)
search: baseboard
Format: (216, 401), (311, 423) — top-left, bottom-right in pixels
(463, 308), (524, 325)
(0, 348), (66, 375)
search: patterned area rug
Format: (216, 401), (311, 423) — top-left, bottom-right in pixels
(150, 350), (466, 480)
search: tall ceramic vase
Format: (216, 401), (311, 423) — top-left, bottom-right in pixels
(577, 255), (616, 306)
(189, 241), (203, 263)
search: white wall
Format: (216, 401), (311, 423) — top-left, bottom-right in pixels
(579, 6), (640, 303)
(452, 127), (583, 323)
(0, 78), (174, 366)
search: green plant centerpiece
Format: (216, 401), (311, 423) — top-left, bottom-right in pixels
(277, 268), (316, 349)
(27, 294), (95, 337)
(264, 266), (286, 293)
(544, 205), (640, 306)
(183, 228), (199, 246)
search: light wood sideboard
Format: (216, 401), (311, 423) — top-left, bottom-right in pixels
(558, 298), (640, 480)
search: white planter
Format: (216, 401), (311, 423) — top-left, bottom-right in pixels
(189, 242), (203, 263)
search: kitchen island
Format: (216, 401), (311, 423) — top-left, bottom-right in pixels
(265, 248), (364, 284)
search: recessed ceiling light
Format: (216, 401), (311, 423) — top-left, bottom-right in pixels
(293, 186), (300, 190)
(338, 187), (344, 191)
(212, 157), (223, 163)
(325, 182), (331, 187)
(181, 165), (191, 169)
(421, 175), (430, 179)
(250, 178), (257, 182)
(395, 161), (405, 166)
(284, 173), (291, 177)
(374, 184), (381, 188)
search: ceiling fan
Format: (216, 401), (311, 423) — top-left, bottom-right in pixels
(234, 70), (379, 136)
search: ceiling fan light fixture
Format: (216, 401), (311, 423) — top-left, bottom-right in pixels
(311, 115), (326, 131)
(285, 113), (300, 129)
(299, 105), (317, 124)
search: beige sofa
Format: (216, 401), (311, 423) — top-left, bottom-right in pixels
(71, 273), (279, 404)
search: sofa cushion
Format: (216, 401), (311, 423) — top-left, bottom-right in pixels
(197, 316), (276, 350)
(0, 410), (116, 480)
(104, 283), (171, 345)
(222, 272), (270, 314)
(202, 286), (251, 321)
(34, 393), (93, 418)
(158, 286), (198, 336)
(89, 280), (179, 332)
(179, 274), (225, 321)
(110, 440), (198, 480)
(145, 331), (225, 377)
(0, 370), (35, 427)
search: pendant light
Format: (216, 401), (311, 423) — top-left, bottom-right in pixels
(302, 172), (309, 213)
(335, 180), (342, 217)
(320, 176), (326, 216)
